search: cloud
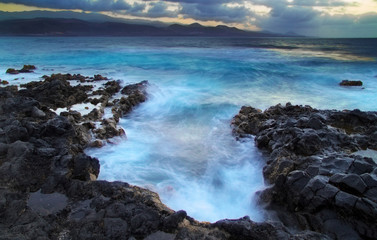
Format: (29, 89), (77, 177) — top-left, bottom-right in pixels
(255, 3), (377, 37)
(145, 0), (238, 4)
(317, 13), (377, 37)
(252, 0), (350, 8)
(256, 5), (320, 33)
(145, 1), (178, 18)
(0, 0), (136, 11)
(290, 0), (350, 7)
(0, 0), (376, 37)
(180, 2), (251, 23)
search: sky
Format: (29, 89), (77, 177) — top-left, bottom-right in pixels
(0, 0), (376, 37)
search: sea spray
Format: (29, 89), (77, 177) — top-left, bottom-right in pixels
(88, 83), (267, 222)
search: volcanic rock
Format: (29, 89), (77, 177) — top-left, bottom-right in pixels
(6, 68), (18, 74)
(340, 80), (363, 86)
(1, 76), (345, 239)
(6, 65), (36, 74)
(232, 103), (377, 239)
(19, 64), (36, 73)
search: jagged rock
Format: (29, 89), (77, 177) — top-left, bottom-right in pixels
(340, 80), (363, 86)
(31, 106), (46, 118)
(232, 103), (377, 239)
(93, 74), (108, 81)
(72, 154), (100, 181)
(42, 116), (74, 137)
(93, 118), (125, 140)
(19, 75), (91, 109)
(6, 65), (36, 74)
(3, 122), (29, 143)
(2, 81), (214, 240)
(104, 80), (121, 95)
(121, 80), (148, 95)
(9, 76), (377, 239)
(214, 216), (299, 240)
(6, 68), (18, 74)
(19, 65), (36, 73)
(111, 81), (149, 120)
(330, 173), (367, 194)
(42, 73), (86, 82)
(85, 108), (102, 121)
(89, 139), (104, 148)
(163, 210), (187, 232)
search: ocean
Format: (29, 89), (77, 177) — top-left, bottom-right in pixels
(1, 37), (376, 222)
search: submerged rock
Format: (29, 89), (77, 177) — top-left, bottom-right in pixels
(6, 65), (36, 74)
(19, 64), (36, 73)
(340, 80), (363, 86)
(6, 68), (18, 74)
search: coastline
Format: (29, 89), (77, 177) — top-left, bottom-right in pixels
(1, 72), (377, 239)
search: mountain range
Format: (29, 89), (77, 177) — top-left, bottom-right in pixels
(0, 17), (296, 37)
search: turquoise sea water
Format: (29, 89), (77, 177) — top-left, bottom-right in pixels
(1, 37), (377, 222)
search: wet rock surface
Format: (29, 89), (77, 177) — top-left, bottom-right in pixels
(4, 72), (375, 239)
(232, 102), (377, 239)
(16, 74), (150, 147)
(340, 80), (363, 86)
(6, 65), (36, 74)
(1, 75), (308, 240)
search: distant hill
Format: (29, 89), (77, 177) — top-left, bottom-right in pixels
(0, 10), (168, 27)
(0, 18), (291, 37)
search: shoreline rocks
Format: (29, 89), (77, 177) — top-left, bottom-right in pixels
(2, 71), (376, 239)
(340, 80), (363, 86)
(6, 65), (36, 74)
(1, 74), (300, 239)
(16, 73), (150, 148)
(232, 103), (377, 239)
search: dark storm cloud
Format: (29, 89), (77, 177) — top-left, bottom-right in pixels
(180, 2), (251, 23)
(1, 0), (376, 37)
(250, 0), (359, 36)
(0, 0), (142, 11)
(257, 4), (320, 32)
(315, 13), (377, 37)
(1, 0), (250, 23)
(255, 3), (377, 37)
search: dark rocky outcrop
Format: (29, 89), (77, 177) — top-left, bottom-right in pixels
(6, 68), (18, 74)
(93, 74), (109, 81)
(112, 80), (149, 122)
(4, 72), (376, 239)
(1, 78), (309, 240)
(19, 74), (91, 109)
(340, 80), (363, 86)
(15, 74), (149, 147)
(19, 64), (37, 73)
(232, 103), (377, 239)
(6, 65), (36, 74)
(0, 84), (175, 239)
